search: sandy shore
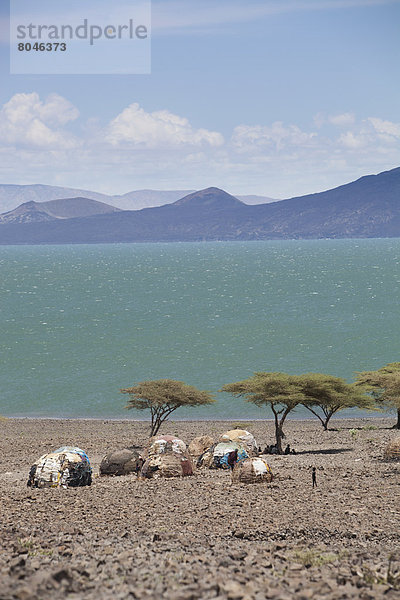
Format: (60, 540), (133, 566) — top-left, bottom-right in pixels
(0, 417), (399, 600)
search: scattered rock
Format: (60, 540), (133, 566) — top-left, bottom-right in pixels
(0, 417), (398, 600)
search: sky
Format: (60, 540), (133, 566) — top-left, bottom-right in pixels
(0, 0), (399, 198)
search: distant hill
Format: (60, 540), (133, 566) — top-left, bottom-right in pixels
(0, 167), (399, 244)
(111, 190), (195, 210)
(0, 184), (111, 213)
(0, 197), (120, 224)
(173, 187), (244, 208)
(111, 189), (275, 209)
(238, 194), (276, 205)
(0, 184), (275, 213)
(0, 184), (197, 213)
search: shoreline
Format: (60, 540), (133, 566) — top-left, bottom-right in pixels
(1, 414), (393, 423)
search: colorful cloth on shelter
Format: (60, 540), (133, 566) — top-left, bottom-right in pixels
(220, 430), (258, 454)
(198, 441), (248, 469)
(27, 446), (92, 489)
(141, 435), (193, 478)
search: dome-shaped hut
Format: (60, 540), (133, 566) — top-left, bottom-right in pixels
(27, 446), (92, 489)
(141, 435), (193, 478)
(147, 434), (187, 457)
(197, 441), (248, 469)
(220, 429), (258, 455)
(188, 435), (214, 459)
(100, 448), (142, 476)
(384, 437), (400, 460)
(232, 457), (273, 484)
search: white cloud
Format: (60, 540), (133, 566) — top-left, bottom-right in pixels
(368, 117), (400, 138)
(337, 117), (400, 150)
(0, 93), (79, 149)
(314, 112), (356, 128)
(0, 92), (399, 197)
(36, 93), (80, 126)
(328, 112), (356, 127)
(231, 121), (317, 152)
(339, 131), (366, 149)
(106, 102), (224, 148)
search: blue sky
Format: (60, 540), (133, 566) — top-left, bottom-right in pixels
(0, 0), (399, 197)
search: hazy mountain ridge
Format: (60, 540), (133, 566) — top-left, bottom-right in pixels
(172, 187), (244, 208)
(0, 202), (57, 225)
(0, 167), (398, 244)
(0, 197), (120, 224)
(0, 184), (111, 213)
(0, 184), (275, 213)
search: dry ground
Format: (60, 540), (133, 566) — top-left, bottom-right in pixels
(0, 417), (399, 600)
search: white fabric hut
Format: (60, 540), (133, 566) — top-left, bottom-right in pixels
(197, 441), (248, 469)
(141, 435), (193, 478)
(220, 429), (258, 455)
(147, 434), (187, 457)
(232, 457), (273, 484)
(27, 446), (92, 488)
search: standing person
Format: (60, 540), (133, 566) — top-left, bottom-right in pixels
(227, 449), (238, 470)
(136, 455), (144, 474)
(312, 466), (317, 488)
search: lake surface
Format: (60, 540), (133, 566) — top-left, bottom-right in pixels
(1, 240), (399, 420)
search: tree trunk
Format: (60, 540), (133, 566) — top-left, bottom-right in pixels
(272, 406), (292, 454)
(272, 410), (283, 454)
(151, 419), (161, 437)
(150, 405), (177, 437)
(275, 423), (283, 454)
(303, 405), (326, 430)
(323, 411), (334, 430)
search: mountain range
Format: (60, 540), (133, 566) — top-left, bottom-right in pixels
(0, 197), (120, 225)
(0, 167), (399, 244)
(0, 184), (275, 214)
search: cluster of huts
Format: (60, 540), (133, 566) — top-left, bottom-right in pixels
(26, 428), (275, 489)
(26, 431), (400, 490)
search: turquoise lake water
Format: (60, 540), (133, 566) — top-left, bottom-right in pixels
(1, 240), (399, 420)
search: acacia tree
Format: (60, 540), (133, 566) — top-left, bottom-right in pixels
(355, 362), (400, 429)
(299, 373), (375, 430)
(121, 379), (215, 437)
(221, 372), (305, 454)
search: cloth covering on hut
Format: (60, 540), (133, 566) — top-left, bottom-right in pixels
(147, 434), (187, 457)
(141, 435), (193, 478)
(197, 441), (248, 469)
(27, 446), (92, 489)
(220, 429), (257, 455)
(188, 435), (214, 458)
(384, 437), (400, 460)
(100, 448), (142, 476)
(231, 457), (273, 484)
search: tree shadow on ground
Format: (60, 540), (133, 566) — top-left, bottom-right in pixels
(296, 448), (353, 455)
(336, 425), (396, 431)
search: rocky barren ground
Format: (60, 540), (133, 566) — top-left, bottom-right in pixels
(0, 417), (399, 600)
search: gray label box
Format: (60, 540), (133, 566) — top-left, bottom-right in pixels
(10, 0), (151, 74)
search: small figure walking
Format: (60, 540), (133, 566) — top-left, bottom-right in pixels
(227, 449), (239, 470)
(312, 466), (317, 488)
